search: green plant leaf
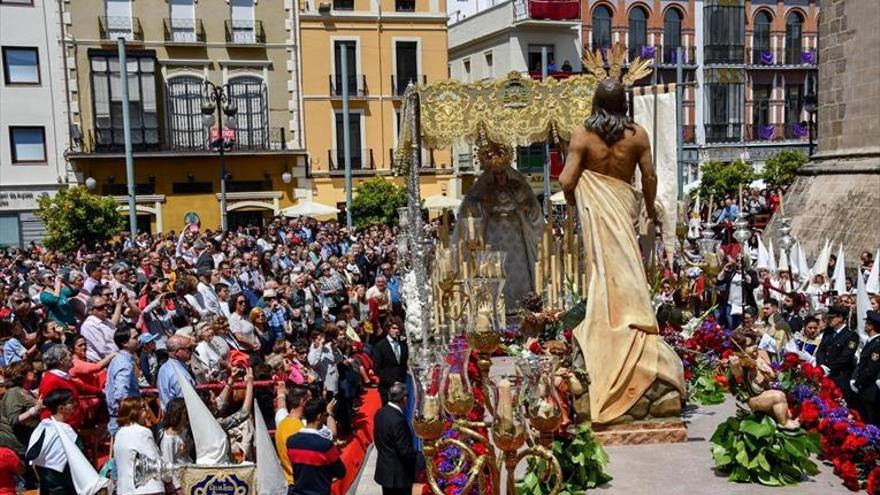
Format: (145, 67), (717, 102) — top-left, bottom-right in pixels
(740, 419), (773, 439)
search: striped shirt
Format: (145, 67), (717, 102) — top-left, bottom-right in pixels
(287, 428), (345, 495)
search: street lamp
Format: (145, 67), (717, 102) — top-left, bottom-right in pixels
(85, 177), (97, 191)
(777, 216), (795, 291)
(804, 87), (818, 157)
(202, 81), (238, 231)
(733, 211), (752, 297)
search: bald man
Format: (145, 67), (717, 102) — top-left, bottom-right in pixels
(156, 335), (196, 411)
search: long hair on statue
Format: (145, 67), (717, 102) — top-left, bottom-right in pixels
(585, 78), (635, 145)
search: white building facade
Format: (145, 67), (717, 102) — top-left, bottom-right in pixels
(0, 0), (72, 247)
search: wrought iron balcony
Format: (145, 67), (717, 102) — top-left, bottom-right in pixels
(224, 19), (266, 45)
(98, 16), (143, 42)
(163, 18), (206, 44)
(704, 123), (743, 143)
(747, 47), (817, 67)
(704, 44), (745, 65)
(329, 74), (368, 97)
(76, 128), (289, 155)
(328, 148), (375, 171)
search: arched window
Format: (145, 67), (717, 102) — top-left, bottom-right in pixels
(592, 6), (612, 50)
(165, 75), (206, 150)
(786, 12), (804, 64)
(663, 9), (682, 63)
(628, 7), (648, 60)
(227, 75), (268, 149)
(753, 11), (772, 64)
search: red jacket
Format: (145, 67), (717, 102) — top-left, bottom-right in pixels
(38, 370), (83, 429)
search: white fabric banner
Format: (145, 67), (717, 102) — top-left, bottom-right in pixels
(633, 92), (678, 266)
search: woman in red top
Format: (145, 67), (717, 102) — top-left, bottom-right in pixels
(37, 344), (90, 430)
(0, 446), (23, 495)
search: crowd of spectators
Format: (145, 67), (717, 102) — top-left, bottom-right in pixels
(0, 215), (421, 494)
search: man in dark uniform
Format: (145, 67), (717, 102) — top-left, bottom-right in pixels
(816, 305), (859, 397)
(850, 311), (880, 425)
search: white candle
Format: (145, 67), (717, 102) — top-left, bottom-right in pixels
(422, 395), (439, 421)
(467, 216), (476, 240)
(496, 378), (514, 428)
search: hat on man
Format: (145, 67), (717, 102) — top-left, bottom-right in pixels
(138, 333), (159, 346)
(174, 325), (195, 338)
(865, 310), (880, 328)
(263, 289), (277, 299)
(827, 305), (849, 318)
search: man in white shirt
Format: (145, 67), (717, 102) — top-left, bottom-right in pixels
(196, 269), (222, 317)
(25, 389), (79, 493)
(80, 295), (119, 362)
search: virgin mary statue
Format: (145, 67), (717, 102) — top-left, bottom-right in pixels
(455, 136), (544, 308)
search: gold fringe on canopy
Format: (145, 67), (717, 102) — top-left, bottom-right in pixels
(394, 71), (599, 166)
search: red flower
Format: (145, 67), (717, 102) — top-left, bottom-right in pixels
(714, 374), (728, 388)
(563, 329), (573, 342)
(841, 434), (868, 454)
(799, 401), (820, 426)
(472, 443), (488, 456)
(528, 341), (542, 354)
(721, 349), (732, 360)
(781, 352), (801, 370)
(684, 369), (693, 382)
(803, 363), (825, 382)
(867, 466), (880, 495)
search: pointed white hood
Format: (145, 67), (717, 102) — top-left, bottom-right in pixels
(51, 419), (112, 495)
(778, 247), (789, 273)
(867, 248), (880, 295)
(173, 365), (229, 465)
(790, 243), (800, 276)
(833, 244), (847, 295)
(813, 239), (832, 277)
(857, 270), (870, 344)
(254, 402), (288, 495)
(756, 235), (769, 270)
(767, 239), (777, 273)
(797, 242), (811, 280)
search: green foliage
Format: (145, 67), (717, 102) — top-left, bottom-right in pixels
(761, 150), (808, 189)
(695, 159), (756, 200)
(688, 363), (726, 406)
(35, 186), (125, 252)
(517, 424), (612, 495)
(350, 176), (409, 227)
(710, 411), (820, 486)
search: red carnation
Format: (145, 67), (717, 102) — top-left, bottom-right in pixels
(528, 341), (542, 354)
(714, 374), (728, 388)
(867, 466), (880, 495)
(721, 349), (732, 360)
(781, 352), (800, 370)
(799, 401), (820, 426)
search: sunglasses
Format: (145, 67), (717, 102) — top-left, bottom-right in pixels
(93, 304), (109, 310)
(236, 300), (246, 305)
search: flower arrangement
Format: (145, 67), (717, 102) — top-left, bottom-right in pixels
(517, 423), (612, 495)
(781, 355), (880, 493)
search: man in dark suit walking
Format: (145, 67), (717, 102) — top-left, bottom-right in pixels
(373, 382), (417, 495)
(372, 319), (408, 405)
(850, 311), (880, 425)
(816, 305), (860, 397)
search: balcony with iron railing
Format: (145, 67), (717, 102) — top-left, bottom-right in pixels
(224, 19), (266, 45)
(99, 16), (144, 42)
(704, 44), (746, 65)
(746, 47), (818, 67)
(387, 148), (437, 169)
(513, 0), (579, 23)
(163, 18), (206, 44)
(75, 128), (289, 156)
(328, 149), (375, 172)
(457, 152), (474, 172)
(329, 74), (368, 97)
(704, 123), (743, 143)
(584, 44), (698, 68)
(745, 123), (810, 142)
(392, 74), (426, 97)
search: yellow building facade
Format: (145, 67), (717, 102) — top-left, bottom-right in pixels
(64, 0), (309, 233)
(298, 0), (455, 203)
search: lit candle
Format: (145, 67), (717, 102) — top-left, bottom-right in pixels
(422, 394), (439, 421)
(476, 305), (492, 333)
(535, 260), (543, 295)
(496, 378), (514, 430)
(467, 216), (476, 240)
(738, 184), (743, 210)
(448, 372), (465, 402)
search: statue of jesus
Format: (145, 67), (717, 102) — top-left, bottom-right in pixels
(560, 78), (685, 425)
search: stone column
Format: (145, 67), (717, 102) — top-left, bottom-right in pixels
(767, 0), (880, 262)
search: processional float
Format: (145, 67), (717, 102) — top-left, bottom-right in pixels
(392, 64), (621, 495)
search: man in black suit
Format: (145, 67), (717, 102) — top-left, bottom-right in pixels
(373, 382), (417, 495)
(816, 305), (860, 396)
(372, 319), (408, 405)
(850, 311), (880, 425)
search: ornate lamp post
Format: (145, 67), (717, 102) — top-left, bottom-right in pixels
(777, 216), (795, 289)
(202, 82), (238, 231)
(733, 211), (752, 293)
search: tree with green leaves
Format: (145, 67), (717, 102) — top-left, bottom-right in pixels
(350, 176), (409, 227)
(695, 159), (756, 200)
(35, 186), (125, 252)
(761, 150), (808, 190)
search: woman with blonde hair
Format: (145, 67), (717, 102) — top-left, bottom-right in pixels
(113, 397), (167, 495)
(248, 306), (270, 355)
